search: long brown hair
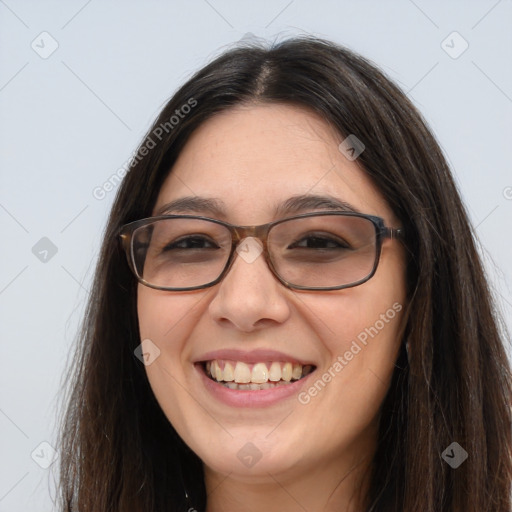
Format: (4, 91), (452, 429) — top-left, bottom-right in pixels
(57, 36), (512, 511)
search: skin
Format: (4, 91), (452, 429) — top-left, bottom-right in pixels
(137, 104), (407, 512)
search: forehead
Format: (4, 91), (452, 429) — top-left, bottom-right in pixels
(154, 104), (395, 224)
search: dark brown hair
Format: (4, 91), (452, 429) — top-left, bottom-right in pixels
(58, 36), (512, 511)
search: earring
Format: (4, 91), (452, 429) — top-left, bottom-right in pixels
(405, 341), (411, 364)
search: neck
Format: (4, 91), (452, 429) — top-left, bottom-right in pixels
(203, 445), (373, 512)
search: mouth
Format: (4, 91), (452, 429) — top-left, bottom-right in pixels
(200, 359), (316, 391)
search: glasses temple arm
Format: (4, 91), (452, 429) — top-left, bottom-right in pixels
(383, 227), (403, 240)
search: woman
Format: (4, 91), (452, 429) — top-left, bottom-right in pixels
(58, 36), (512, 511)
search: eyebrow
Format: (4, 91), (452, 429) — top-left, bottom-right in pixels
(155, 194), (361, 218)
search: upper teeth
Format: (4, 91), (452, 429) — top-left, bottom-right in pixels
(205, 360), (313, 384)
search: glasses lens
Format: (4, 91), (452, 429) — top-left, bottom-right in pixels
(128, 214), (378, 290)
(131, 218), (231, 289)
(268, 215), (377, 289)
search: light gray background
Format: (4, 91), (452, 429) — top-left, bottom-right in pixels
(1, 1), (511, 510)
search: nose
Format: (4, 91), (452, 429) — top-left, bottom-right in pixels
(208, 237), (291, 332)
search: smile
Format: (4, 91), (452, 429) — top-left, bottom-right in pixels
(204, 359), (316, 390)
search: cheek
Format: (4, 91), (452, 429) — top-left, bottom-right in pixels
(299, 239), (406, 342)
(295, 252), (407, 409)
(293, 294), (405, 444)
(300, 287), (405, 362)
(136, 286), (202, 393)
(136, 286), (207, 435)
(137, 285), (209, 342)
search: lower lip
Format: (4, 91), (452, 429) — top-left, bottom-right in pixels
(195, 363), (315, 408)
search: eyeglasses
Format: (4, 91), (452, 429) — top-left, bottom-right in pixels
(119, 212), (403, 292)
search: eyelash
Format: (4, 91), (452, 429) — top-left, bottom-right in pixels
(163, 236), (219, 251)
(162, 234), (350, 251)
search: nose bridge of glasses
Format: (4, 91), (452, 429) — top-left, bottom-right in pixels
(232, 224), (269, 247)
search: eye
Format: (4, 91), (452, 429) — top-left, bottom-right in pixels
(289, 233), (350, 250)
(162, 235), (220, 251)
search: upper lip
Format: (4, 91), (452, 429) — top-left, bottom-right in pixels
(194, 349), (316, 366)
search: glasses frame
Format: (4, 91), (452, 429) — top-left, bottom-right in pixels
(119, 211), (403, 292)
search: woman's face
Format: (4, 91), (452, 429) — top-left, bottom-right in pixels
(138, 104), (407, 490)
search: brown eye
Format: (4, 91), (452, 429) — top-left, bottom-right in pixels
(163, 235), (219, 251)
(289, 234), (350, 250)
